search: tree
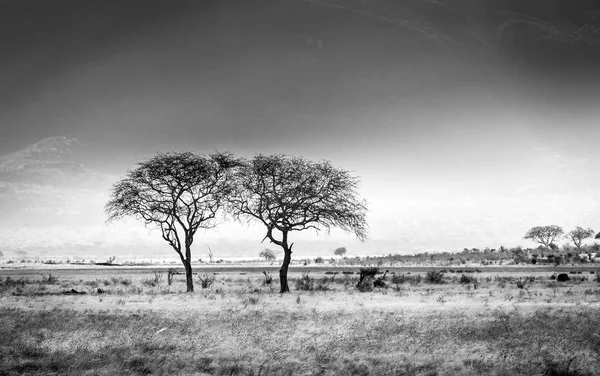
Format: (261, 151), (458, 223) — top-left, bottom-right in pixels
(207, 247), (214, 263)
(596, 232), (600, 240)
(231, 154), (368, 293)
(105, 151), (240, 292)
(523, 225), (564, 257)
(259, 248), (276, 261)
(566, 226), (595, 250)
(334, 247), (347, 257)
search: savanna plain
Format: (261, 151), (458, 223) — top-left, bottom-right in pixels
(2, 265), (600, 376)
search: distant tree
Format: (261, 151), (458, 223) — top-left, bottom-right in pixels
(314, 256), (324, 264)
(259, 248), (276, 261)
(334, 247), (347, 257)
(566, 226), (595, 250)
(207, 247), (214, 263)
(231, 154), (368, 293)
(596, 232), (600, 240)
(523, 225), (564, 257)
(105, 151), (240, 292)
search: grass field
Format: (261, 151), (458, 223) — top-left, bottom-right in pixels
(1, 265), (600, 375)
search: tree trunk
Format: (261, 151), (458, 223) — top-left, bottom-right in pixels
(279, 247), (291, 293)
(182, 240), (194, 292)
(183, 254), (194, 293)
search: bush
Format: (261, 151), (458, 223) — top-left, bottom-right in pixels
(316, 277), (331, 291)
(391, 273), (406, 286)
(358, 267), (378, 282)
(356, 267), (378, 292)
(459, 274), (476, 284)
(141, 279), (157, 287)
(40, 273), (59, 285)
(198, 274), (216, 289)
(425, 270), (445, 284)
(295, 271), (314, 291)
(262, 271), (273, 285)
(167, 268), (177, 286)
(357, 278), (374, 292)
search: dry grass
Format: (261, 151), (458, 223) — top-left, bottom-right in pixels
(1, 268), (600, 375)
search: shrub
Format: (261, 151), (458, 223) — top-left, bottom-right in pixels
(357, 267), (378, 283)
(141, 278), (157, 287)
(391, 273), (406, 286)
(167, 268), (176, 286)
(295, 271), (314, 291)
(356, 267), (378, 292)
(373, 270), (389, 288)
(40, 273), (59, 285)
(262, 271), (273, 285)
(459, 274), (476, 284)
(198, 274), (216, 289)
(425, 270), (445, 284)
(316, 277), (331, 291)
(357, 278), (374, 292)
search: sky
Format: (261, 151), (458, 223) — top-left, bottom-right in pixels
(1, 0), (600, 259)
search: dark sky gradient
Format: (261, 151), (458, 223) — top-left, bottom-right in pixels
(1, 0), (600, 256)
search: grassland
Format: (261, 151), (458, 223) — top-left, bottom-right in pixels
(1, 266), (600, 375)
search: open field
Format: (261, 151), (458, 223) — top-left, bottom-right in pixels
(2, 265), (600, 375)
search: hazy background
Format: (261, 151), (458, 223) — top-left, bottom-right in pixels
(1, 0), (600, 260)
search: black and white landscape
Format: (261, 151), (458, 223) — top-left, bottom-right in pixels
(1, 1), (600, 375)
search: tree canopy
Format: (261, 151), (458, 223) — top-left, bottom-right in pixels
(231, 154), (368, 292)
(105, 151), (240, 292)
(259, 248), (276, 261)
(566, 226), (595, 250)
(334, 247), (347, 257)
(523, 225), (564, 256)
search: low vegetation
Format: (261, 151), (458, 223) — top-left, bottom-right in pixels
(2, 265), (600, 375)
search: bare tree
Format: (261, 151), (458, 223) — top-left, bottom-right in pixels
(105, 151), (240, 292)
(259, 248), (276, 262)
(207, 246), (214, 263)
(231, 154), (368, 293)
(523, 225), (564, 257)
(566, 226), (595, 250)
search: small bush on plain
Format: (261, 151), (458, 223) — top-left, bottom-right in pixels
(425, 270), (445, 284)
(198, 274), (216, 289)
(295, 271), (314, 291)
(459, 274), (476, 284)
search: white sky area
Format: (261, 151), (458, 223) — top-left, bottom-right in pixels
(1, 0), (600, 258)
